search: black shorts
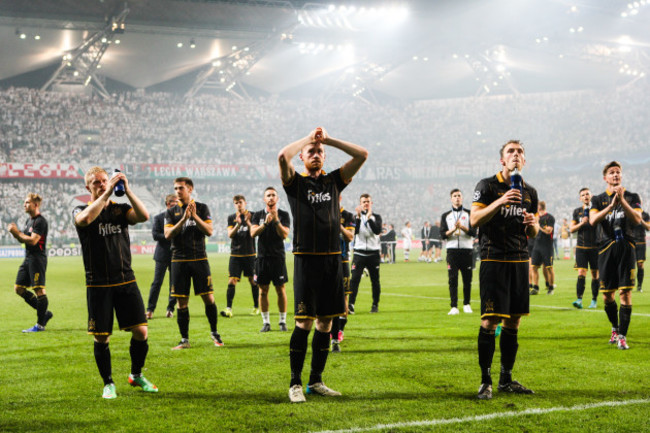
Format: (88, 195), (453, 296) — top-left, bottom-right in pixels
(574, 247), (598, 271)
(342, 260), (351, 294)
(527, 242), (535, 258)
(15, 255), (47, 289)
(636, 243), (646, 263)
(87, 281), (147, 335)
(255, 256), (288, 287)
(598, 241), (637, 292)
(479, 261), (529, 319)
(531, 247), (554, 267)
(293, 254), (345, 319)
(432, 240), (442, 249)
(171, 260), (213, 297)
(229, 256), (255, 280)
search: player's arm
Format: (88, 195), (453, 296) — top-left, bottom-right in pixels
(367, 214), (382, 235)
(165, 206), (190, 239)
(569, 217), (581, 233)
(273, 220), (290, 239)
(589, 198), (616, 226)
(124, 176), (149, 224)
(321, 132), (368, 183)
(616, 188), (642, 226)
(470, 188), (521, 228)
(643, 214), (650, 231)
(189, 203), (213, 237)
(75, 174), (122, 227)
(340, 224), (354, 242)
(523, 211), (539, 238)
(278, 133), (313, 185)
(7, 223), (41, 246)
(249, 222), (265, 237)
(228, 215), (242, 239)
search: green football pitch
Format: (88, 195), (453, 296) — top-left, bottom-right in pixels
(1, 253), (649, 433)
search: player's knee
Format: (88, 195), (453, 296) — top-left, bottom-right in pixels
(315, 317), (333, 333)
(34, 288), (46, 296)
(577, 269), (587, 277)
(94, 335), (110, 344)
(228, 277), (238, 285)
(295, 318), (313, 331)
(14, 285), (25, 295)
(481, 318), (500, 331)
(132, 325), (148, 341)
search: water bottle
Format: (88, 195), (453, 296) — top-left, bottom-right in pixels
(112, 168), (125, 197)
(510, 168), (523, 203)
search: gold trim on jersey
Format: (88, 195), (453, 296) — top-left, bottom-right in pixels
(472, 202), (487, 208)
(480, 313), (510, 319)
(600, 286), (634, 293)
(575, 246), (597, 249)
(87, 331), (112, 336)
(87, 279), (136, 288)
(32, 285), (45, 289)
(172, 258), (208, 262)
(14, 284), (29, 289)
(598, 241), (616, 255)
(196, 290), (214, 296)
(120, 322), (148, 331)
(481, 259), (529, 263)
(230, 254), (256, 257)
(228, 276), (241, 281)
(573, 267), (588, 271)
(170, 294), (190, 298)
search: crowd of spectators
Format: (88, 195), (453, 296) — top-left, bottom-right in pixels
(1, 85), (648, 245)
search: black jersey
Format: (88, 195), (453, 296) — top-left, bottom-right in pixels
(572, 206), (597, 248)
(227, 212), (256, 257)
(536, 213), (555, 250)
(590, 189), (642, 248)
(283, 168), (348, 255)
(633, 211), (649, 244)
(251, 208), (291, 258)
(340, 208), (356, 262)
(164, 200), (212, 261)
(472, 172), (539, 261)
(23, 214), (48, 257)
(73, 202), (135, 286)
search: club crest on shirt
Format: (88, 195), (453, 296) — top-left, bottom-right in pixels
(473, 190), (481, 202)
(112, 207), (122, 216)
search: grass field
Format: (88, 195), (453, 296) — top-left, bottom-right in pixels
(1, 252), (650, 433)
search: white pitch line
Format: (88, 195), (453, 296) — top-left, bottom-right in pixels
(310, 398), (650, 433)
(362, 290), (650, 318)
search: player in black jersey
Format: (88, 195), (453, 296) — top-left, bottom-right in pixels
(250, 187), (291, 332)
(530, 201), (555, 295)
(74, 167), (157, 399)
(633, 210), (649, 292)
(279, 127), (367, 403)
(8, 193), (53, 333)
(471, 140), (539, 400)
(590, 161), (643, 350)
(330, 195), (356, 353)
(221, 195), (259, 318)
(569, 188), (600, 309)
(164, 177), (223, 349)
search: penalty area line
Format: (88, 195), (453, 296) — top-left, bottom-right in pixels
(310, 398), (650, 433)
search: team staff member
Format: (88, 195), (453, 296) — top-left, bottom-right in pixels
(634, 210), (649, 292)
(250, 187), (291, 332)
(279, 126), (367, 403)
(330, 196), (355, 353)
(8, 193), (53, 333)
(419, 221), (435, 263)
(402, 222), (412, 262)
(440, 188), (476, 315)
(221, 195), (259, 318)
(348, 194), (383, 314)
(164, 177), (223, 349)
(590, 161), (643, 350)
(471, 140), (539, 400)
(570, 188), (599, 309)
(530, 201), (555, 295)
(145, 194), (178, 319)
(74, 167), (157, 399)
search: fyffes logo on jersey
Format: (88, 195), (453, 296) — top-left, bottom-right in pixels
(98, 222), (122, 236)
(307, 189), (331, 204)
(605, 210), (625, 222)
(500, 205), (525, 218)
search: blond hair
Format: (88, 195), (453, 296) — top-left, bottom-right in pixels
(26, 193), (42, 206)
(84, 166), (107, 186)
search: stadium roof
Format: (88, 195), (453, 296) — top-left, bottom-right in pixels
(1, 0), (648, 100)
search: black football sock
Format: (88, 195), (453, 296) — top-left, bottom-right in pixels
(36, 294), (49, 326)
(251, 284), (259, 308)
(308, 330), (331, 385)
(619, 305), (632, 337)
(289, 327), (310, 387)
(129, 338), (149, 377)
(94, 341), (113, 385)
(226, 284), (235, 309)
(330, 318), (340, 341)
(604, 301), (619, 329)
(533, 285), (539, 292)
(478, 327), (495, 385)
(205, 302), (218, 333)
(339, 316), (348, 332)
(576, 275), (586, 299)
(638, 268), (644, 289)
(19, 290), (38, 309)
(177, 307), (190, 339)
(591, 279), (600, 301)
(499, 327), (519, 385)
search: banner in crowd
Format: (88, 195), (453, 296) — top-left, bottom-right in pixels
(0, 163), (84, 179)
(129, 164), (274, 180)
